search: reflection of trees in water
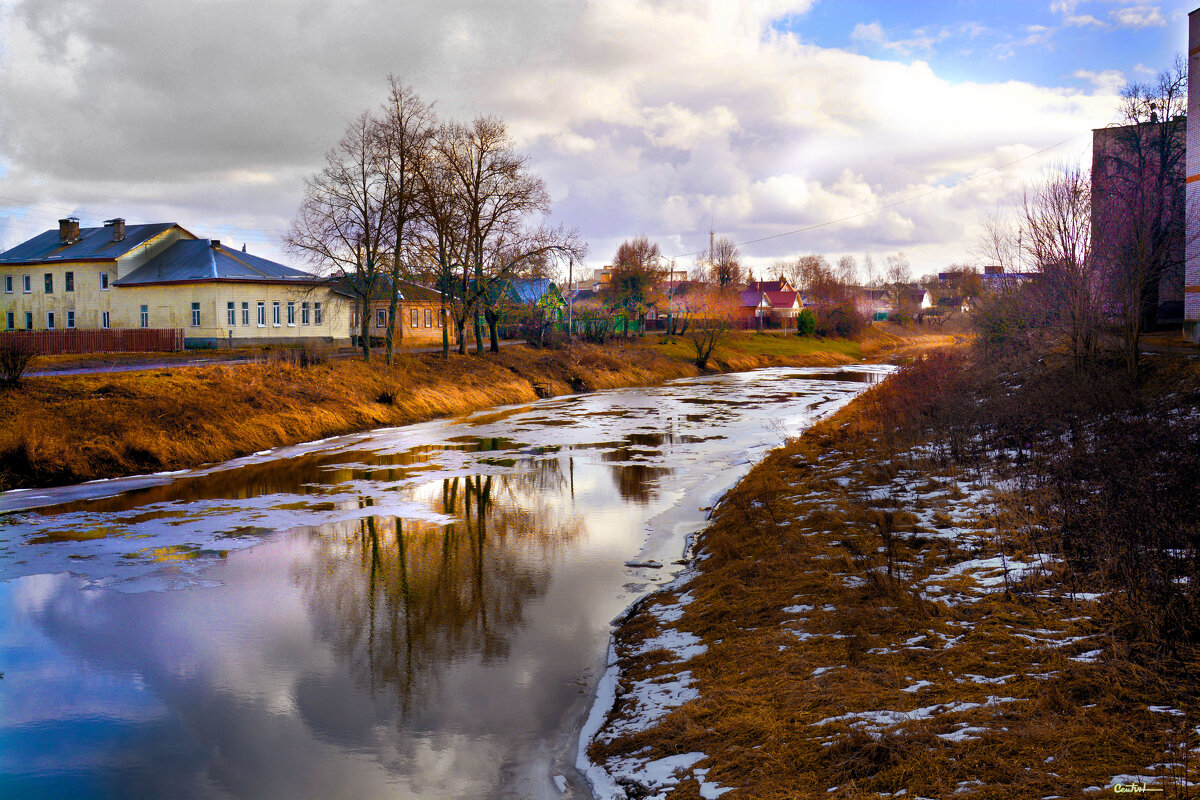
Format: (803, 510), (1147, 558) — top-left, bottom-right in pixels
(297, 475), (583, 713)
(599, 432), (675, 504)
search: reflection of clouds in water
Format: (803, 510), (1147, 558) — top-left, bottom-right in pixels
(0, 365), (895, 799)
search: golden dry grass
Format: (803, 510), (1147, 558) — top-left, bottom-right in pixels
(0, 341), (701, 490)
(588, 348), (1200, 799)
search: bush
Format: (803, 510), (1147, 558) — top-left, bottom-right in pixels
(815, 302), (868, 339)
(795, 308), (817, 336)
(0, 337), (36, 388)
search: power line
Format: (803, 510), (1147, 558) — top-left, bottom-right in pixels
(671, 133), (1086, 259)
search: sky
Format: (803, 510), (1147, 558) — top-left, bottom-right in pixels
(0, 0), (1192, 280)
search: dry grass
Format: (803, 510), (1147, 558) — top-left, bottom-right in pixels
(589, 348), (1200, 799)
(0, 341), (701, 490)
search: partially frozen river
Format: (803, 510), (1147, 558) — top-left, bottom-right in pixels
(0, 365), (889, 799)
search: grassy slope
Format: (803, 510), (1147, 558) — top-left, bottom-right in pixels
(588, 348), (1200, 799)
(0, 326), (949, 491)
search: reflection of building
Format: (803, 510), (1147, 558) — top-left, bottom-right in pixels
(0, 218), (349, 347)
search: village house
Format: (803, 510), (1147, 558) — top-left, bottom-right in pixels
(0, 218), (349, 347)
(352, 279), (448, 347)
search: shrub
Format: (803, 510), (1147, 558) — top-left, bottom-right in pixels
(815, 302), (868, 339)
(795, 308), (817, 336)
(0, 337), (36, 388)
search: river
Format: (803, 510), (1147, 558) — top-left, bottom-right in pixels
(0, 365), (889, 799)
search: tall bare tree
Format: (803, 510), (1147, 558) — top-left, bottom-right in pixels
(286, 111), (390, 361)
(605, 235), (664, 336)
(436, 116), (551, 355)
(377, 77), (435, 364)
(1093, 59), (1188, 375)
(1022, 162), (1097, 364)
(701, 235), (745, 288)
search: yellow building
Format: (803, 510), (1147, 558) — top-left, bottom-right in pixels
(0, 217), (350, 346)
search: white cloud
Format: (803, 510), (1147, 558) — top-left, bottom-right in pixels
(1064, 14), (1105, 27)
(0, 0), (1121, 274)
(1074, 68), (1127, 93)
(1110, 5), (1166, 28)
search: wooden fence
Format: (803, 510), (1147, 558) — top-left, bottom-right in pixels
(0, 328), (185, 355)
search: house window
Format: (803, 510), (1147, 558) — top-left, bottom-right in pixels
(44, 273), (53, 293)
(242, 302), (250, 326)
(272, 301), (281, 326)
(5, 312), (12, 330)
(100, 272), (109, 290)
(66, 310), (75, 329)
(375, 308), (387, 328)
(25, 312), (32, 330)
(287, 301), (296, 326)
(410, 308), (418, 328)
(65, 271), (74, 292)
(191, 302), (201, 327)
(101, 311), (110, 329)
(140, 305), (149, 328)
(257, 301), (266, 327)
(22, 275), (31, 293)
(227, 302), (236, 326)
(314, 302), (323, 325)
(424, 308), (432, 327)
(46, 311), (55, 329)
(3, 276), (11, 294)
(301, 302), (310, 325)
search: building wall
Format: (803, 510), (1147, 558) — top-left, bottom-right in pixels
(1187, 10), (1200, 337)
(1, 266), (351, 344)
(360, 299), (447, 345)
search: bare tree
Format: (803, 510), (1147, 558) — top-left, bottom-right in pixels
(703, 235), (745, 288)
(414, 129), (468, 359)
(679, 285), (738, 369)
(1094, 58), (1189, 375)
(437, 116), (551, 355)
(286, 111), (391, 361)
(1023, 163), (1098, 364)
(377, 77), (435, 364)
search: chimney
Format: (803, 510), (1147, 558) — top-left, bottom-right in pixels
(58, 217), (80, 244)
(211, 239), (221, 249)
(104, 218), (125, 242)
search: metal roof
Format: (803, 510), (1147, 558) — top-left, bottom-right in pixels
(509, 278), (553, 304)
(116, 239), (319, 285)
(0, 222), (177, 264)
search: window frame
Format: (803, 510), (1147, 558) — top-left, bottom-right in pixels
(301, 301), (310, 325)
(191, 302), (201, 327)
(3, 275), (11, 294)
(140, 304), (149, 329)
(25, 312), (33, 330)
(100, 272), (110, 291)
(46, 311), (55, 329)
(272, 301), (281, 327)
(410, 308), (419, 328)
(227, 301), (236, 326)
(242, 302), (250, 326)
(286, 301), (296, 326)
(65, 271), (74, 292)
(66, 310), (75, 329)
(22, 275), (31, 293)
(257, 301), (266, 327)
(424, 308), (432, 327)
(101, 311), (110, 329)
(44, 273), (53, 293)
(314, 302), (323, 325)
(5, 311), (13, 330)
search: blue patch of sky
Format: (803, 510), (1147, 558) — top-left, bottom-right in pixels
(772, 1), (1190, 92)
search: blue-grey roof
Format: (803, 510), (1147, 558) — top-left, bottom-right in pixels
(116, 239), (319, 285)
(510, 278), (552, 304)
(0, 222), (177, 264)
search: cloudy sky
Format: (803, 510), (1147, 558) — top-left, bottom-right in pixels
(0, 0), (1191, 279)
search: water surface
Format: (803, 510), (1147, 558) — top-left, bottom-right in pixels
(0, 365), (889, 799)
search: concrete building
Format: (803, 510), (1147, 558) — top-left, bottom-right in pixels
(1092, 118), (1187, 327)
(1188, 9), (1200, 341)
(0, 218), (349, 347)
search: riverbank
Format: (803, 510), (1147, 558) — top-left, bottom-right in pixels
(0, 325), (957, 492)
(584, 346), (1200, 798)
